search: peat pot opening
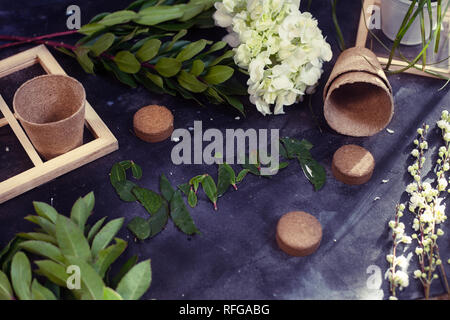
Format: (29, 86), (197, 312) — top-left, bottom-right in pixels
(13, 74), (85, 125)
(324, 77), (393, 137)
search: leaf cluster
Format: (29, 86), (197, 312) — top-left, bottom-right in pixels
(0, 193), (151, 300)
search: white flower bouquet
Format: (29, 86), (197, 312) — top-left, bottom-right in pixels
(213, 0), (332, 115)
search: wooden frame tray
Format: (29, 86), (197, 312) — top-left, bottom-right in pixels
(0, 45), (118, 204)
(356, 0), (450, 78)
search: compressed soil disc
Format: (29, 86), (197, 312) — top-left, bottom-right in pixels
(332, 144), (375, 185)
(133, 105), (174, 143)
(276, 211), (323, 257)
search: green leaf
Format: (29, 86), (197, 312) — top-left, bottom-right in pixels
(31, 279), (56, 300)
(179, 3), (205, 22)
(134, 5), (184, 25)
(114, 51), (141, 74)
(11, 252), (31, 300)
(162, 29), (187, 53)
(160, 174), (175, 202)
(99, 10), (138, 26)
(203, 65), (234, 85)
(91, 218), (124, 257)
(236, 169), (250, 183)
(34, 260), (68, 287)
(155, 57), (182, 77)
(119, 160), (133, 170)
(189, 175), (205, 193)
(190, 60), (205, 76)
(87, 217), (107, 243)
(24, 215), (55, 237)
(170, 191), (200, 235)
(0, 270), (13, 300)
(177, 70), (208, 93)
(110, 163), (126, 188)
(201, 175), (218, 210)
(148, 200), (169, 237)
(217, 163), (235, 196)
(91, 33), (115, 56)
(78, 23), (105, 36)
(209, 50), (234, 66)
(103, 60), (138, 88)
(116, 259), (151, 300)
(103, 287), (123, 300)
(177, 183), (190, 196)
(114, 180), (138, 202)
(70, 197), (91, 232)
(111, 255), (138, 289)
(202, 41), (227, 56)
(136, 38), (161, 62)
(176, 39), (208, 62)
(280, 137), (313, 159)
(75, 47), (94, 74)
(33, 201), (58, 223)
(19, 241), (64, 264)
(94, 238), (127, 278)
(297, 152), (326, 191)
(145, 71), (164, 88)
(0, 237), (25, 273)
(16, 232), (56, 245)
(55, 214), (91, 261)
(131, 162), (143, 180)
(83, 192), (95, 214)
(127, 217), (151, 240)
(65, 256), (104, 300)
(187, 188), (198, 207)
(132, 187), (162, 215)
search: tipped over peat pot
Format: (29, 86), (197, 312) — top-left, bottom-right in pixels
(13, 74), (86, 160)
(323, 47), (394, 137)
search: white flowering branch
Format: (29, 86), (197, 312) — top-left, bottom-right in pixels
(388, 111), (450, 300)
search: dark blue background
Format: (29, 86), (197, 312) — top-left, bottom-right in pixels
(0, 0), (449, 300)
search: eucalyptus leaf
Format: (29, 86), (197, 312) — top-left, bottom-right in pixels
(155, 57), (182, 77)
(136, 38), (161, 62)
(190, 59), (205, 76)
(99, 10), (138, 26)
(134, 5), (184, 25)
(176, 39), (208, 62)
(177, 70), (208, 93)
(203, 65), (234, 85)
(91, 33), (115, 56)
(116, 259), (151, 300)
(114, 51), (141, 74)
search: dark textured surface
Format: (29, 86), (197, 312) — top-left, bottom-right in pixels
(0, 0), (449, 300)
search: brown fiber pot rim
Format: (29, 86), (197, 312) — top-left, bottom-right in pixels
(13, 74), (86, 127)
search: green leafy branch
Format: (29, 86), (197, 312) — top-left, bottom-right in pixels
(110, 137), (326, 241)
(0, 192), (151, 300)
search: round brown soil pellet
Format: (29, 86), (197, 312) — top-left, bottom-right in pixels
(133, 105), (174, 143)
(276, 211), (322, 257)
(332, 144), (375, 185)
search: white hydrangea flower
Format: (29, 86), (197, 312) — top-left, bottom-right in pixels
(213, 0), (332, 115)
